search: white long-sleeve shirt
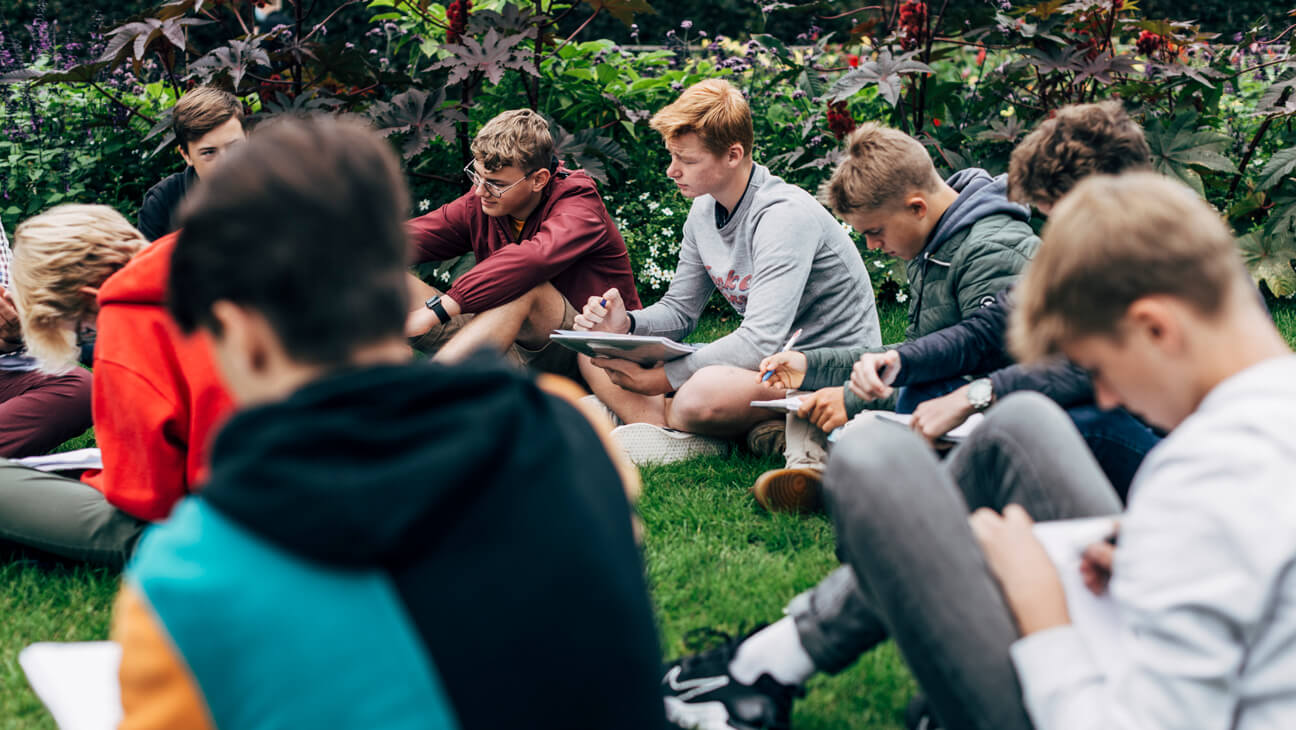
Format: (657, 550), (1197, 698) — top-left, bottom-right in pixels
(1011, 354), (1296, 730)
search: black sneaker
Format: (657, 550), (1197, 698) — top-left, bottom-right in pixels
(662, 627), (801, 730)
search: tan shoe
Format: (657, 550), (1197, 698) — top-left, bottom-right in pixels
(745, 419), (786, 457)
(751, 468), (823, 513)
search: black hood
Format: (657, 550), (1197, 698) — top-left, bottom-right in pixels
(199, 355), (584, 566)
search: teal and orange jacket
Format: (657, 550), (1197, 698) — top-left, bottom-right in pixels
(112, 358), (662, 729)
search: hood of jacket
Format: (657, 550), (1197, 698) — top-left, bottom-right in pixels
(97, 230), (177, 308)
(197, 356), (593, 567)
(922, 168), (1031, 258)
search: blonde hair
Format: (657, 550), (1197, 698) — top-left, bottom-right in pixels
(649, 79), (754, 158)
(11, 204), (147, 373)
(1009, 172), (1244, 363)
(820, 123), (941, 215)
(470, 108), (554, 173)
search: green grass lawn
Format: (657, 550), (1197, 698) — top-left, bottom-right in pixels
(3, 298), (1294, 729)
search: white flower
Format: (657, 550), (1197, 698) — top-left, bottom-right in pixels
(873, 261), (884, 269)
(662, 208), (673, 216)
(896, 292), (909, 303)
(418, 199), (430, 212)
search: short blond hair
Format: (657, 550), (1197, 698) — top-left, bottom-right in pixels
(649, 79), (754, 158)
(11, 204), (147, 373)
(820, 123), (941, 215)
(1009, 173), (1244, 363)
(471, 108), (553, 173)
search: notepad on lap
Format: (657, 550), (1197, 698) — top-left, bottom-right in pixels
(1032, 518), (1128, 676)
(750, 397), (803, 412)
(828, 411), (985, 444)
(20, 641), (123, 730)
(14, 447), (103, 473)
(550, 330), (699, 367)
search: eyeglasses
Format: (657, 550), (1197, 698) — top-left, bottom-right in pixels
(463, 161), (535, 199)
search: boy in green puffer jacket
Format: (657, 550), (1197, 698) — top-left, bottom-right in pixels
(753, 123), (1039, 512)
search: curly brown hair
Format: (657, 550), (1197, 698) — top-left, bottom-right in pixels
(1007, 101), (1151, 209)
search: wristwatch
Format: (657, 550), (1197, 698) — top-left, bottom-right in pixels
(424, 295), (450, 325)
(967, 378), (994, 411)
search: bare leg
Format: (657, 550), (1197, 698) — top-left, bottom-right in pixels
(579, 355), (670, 426)
(666, 365), (783, 437)
(435, 282), (568, 363)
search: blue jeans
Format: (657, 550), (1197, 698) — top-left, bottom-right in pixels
(895, 378), (1159, 500)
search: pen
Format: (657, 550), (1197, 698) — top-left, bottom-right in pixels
(760, 328), (804, 382)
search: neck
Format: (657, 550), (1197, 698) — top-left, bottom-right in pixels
(1191, 291), (1291, 403)
(255, 337), (413, 406)
(924, 183), (961, 231)
(713, 158), (755, 213)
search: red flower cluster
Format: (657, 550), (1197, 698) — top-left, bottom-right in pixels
(258, 72), (292, 103)
(847, 54), (860, 68)
(447, 0), (471, 44)
(898, 1), (928, 51)
(1136, 30), (1165, 56)
(827, 101), (856, 140)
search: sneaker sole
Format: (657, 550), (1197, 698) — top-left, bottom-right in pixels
(664, 697), (746, 730)
(751, 469), (823, 513)
(612, 423), (730, 465)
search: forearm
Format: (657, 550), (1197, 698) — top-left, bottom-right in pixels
(662, 328), (765, 390)
(802, 344), (886, 391)
(988, 361), (1093, 408)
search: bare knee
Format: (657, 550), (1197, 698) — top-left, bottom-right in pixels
(667, 366), (751, 432)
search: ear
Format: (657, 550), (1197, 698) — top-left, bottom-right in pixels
(79, 285), (100, 299)
(531, 167), (552, 191)
(906, 193), (929, 220)
(726, 142), (746, 166)
(178, 143), (193, 168)
(1124, 297), (1185, 353)
(209, 300), (275, 375)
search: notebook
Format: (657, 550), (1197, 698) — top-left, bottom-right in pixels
(20, 641), (123, 730)
(1031, 517), (1128, 675)
(750, 397), (804, 412)
(14, 447), (103, 473)
(550, 330), (699, 367)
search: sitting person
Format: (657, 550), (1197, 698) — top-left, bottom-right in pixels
(403, 108), (641, 385)
(112, 115), (666, 730)
(752, 121), (1041, 507)
(809, 101), (1162, 506)
(664, 172), (1296, 730)
(574, 79), (880, 464)
(0, 220), (92, 457)
(0, 207), (233, 566)
(137, 86), (246, 241)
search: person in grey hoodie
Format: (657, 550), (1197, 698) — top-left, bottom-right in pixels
(754, 123), (1039, 512)
(573, 79), (880, 465)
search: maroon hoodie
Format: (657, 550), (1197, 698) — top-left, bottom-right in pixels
(407, 167), (643, 313)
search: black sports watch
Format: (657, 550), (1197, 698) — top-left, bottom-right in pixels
(424, 295), (450, 325)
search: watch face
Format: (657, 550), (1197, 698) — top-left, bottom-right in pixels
(969, 379), (993, 408)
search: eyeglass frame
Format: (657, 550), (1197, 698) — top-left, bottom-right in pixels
(463, 160), (542, 199)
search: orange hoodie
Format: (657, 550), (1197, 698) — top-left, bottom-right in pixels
(81, 232), (235, 521)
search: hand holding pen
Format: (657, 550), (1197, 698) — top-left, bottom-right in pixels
(757, 328), (805, 389)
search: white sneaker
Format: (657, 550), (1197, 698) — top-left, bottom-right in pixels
(579, 394), (624, 427)
(611, 423), (730, 465)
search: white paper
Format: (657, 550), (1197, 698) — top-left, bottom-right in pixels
(1032, 517), (1128, 675)
(749, 397), (803, 412)
(20, 641), (123, 730)
(828, 411), (986, 443)
(14, 447), (103, 473)
(549, 330), (699, 366)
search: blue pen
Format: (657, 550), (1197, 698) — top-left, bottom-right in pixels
(760, 328), (804, 383)
(600, 298), (608, 308)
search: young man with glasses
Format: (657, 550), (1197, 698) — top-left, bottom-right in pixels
(404, 108), (641, 381)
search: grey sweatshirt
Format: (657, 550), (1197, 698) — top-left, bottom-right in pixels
(631, 164), (880, 389)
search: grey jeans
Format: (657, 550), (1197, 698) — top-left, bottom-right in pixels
(0, 459), (146, 568)
(786, 392), (1122, 730)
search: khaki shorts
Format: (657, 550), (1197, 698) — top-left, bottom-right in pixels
(411, 297), (582, 382)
